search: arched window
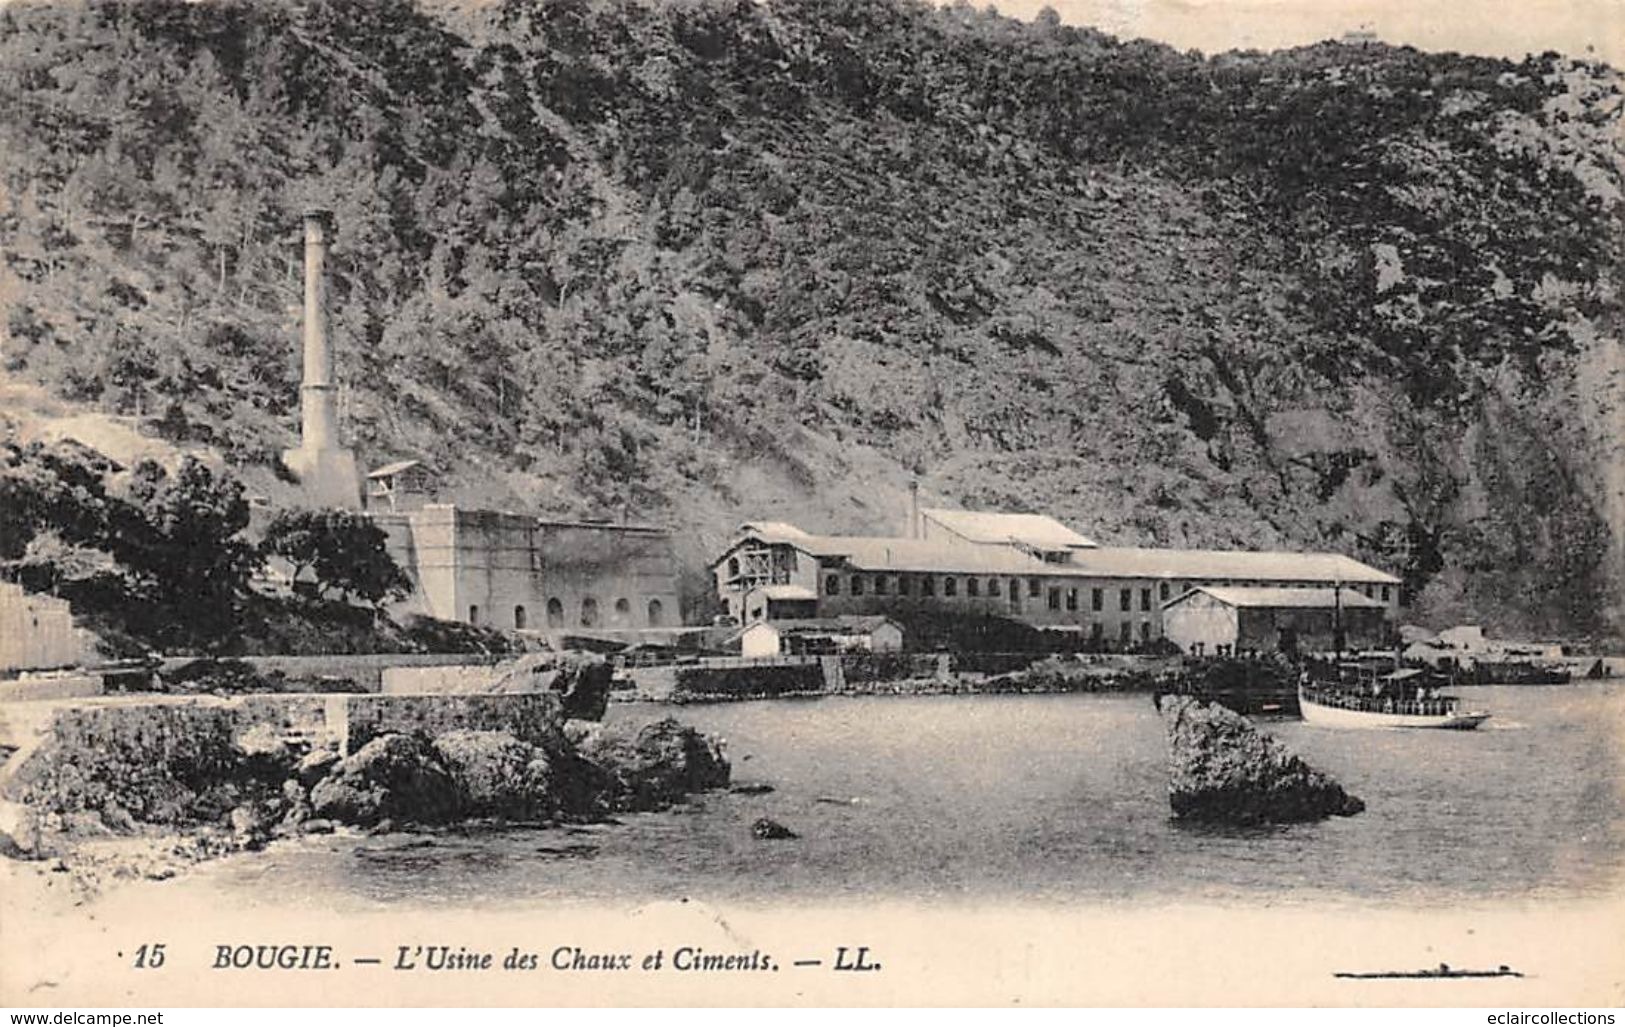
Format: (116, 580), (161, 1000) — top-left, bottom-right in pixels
(647, 599), (664, 626)
(546, 597), (564, 627)
(468, 604), (480, 625)
(580, 597), (599, 628)
(614, 597), (631, 624)
(514, 605), (527, 630)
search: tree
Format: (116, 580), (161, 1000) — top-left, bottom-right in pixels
(114, 456), (262, 611)
(261, 508), (411, 606)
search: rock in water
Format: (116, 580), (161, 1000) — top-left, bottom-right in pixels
(751, 817), (798, 840)
(573, 717), (730, 812)
(1157, 695), (1365, 824)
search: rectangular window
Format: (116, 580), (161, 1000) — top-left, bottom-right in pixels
(988, 578), (1000, 596)
(1119, 588), (1132, 612)
(1091, 588), (1103, 612)
(851, 575), (864, 596)
(825, 575), (840, 595)
(1160, 582), (1170, 601)
(898, 575), (910, 596)
(1140, 621), (1151, 642)
(875, 575), (889, 595)
(967, 578), (980, 597)
(1140, 588), (1151, 612)
(1119, 621), (1133, 643)
(1066, 588), (1079, 612)
(922, 576), (935, 597)
(1091, 622), (1104, 642)
(1028, 578), (1041, 598)
(944, 577), (957, 597)
(1381, 585), (1391, 602)
(1048, 588), (1061, 611)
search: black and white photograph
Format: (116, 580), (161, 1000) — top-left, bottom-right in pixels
(0, 0), (1621, 1009)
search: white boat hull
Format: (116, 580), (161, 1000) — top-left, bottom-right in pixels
(1299, 689), (1490, 730)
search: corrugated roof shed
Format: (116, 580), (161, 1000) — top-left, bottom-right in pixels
(922, 508), (1097, 549)
(1072, 547), (1400, 585)
(1166, 586), (1387, 610)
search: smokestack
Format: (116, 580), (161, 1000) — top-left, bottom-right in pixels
(301, 208), (338, 451)
(909, 479), (921, 539)
(282, 208), (362, 509)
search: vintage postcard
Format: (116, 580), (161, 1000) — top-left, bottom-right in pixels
(1, 0), (1621, 1009)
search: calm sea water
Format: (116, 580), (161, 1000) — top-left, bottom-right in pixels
(187, 684), (1625, 910)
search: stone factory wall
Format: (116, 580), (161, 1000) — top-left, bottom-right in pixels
(376, 506), (682, 632)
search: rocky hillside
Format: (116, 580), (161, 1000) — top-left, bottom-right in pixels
(1, 0), (1620, 638)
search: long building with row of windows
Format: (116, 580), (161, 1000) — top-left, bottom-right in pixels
(711, 510), (1401, 646)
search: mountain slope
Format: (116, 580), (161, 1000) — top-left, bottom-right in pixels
(1, 0), (1620, 637)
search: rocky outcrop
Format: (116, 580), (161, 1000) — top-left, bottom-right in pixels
(307, 734), (460, 827)
(430, 730), (557, 819)
(1157, 695), (1365, 824)
(2, 691), (730, 859)
(488, 652), (613, 721)
(572, 717), (730, 812)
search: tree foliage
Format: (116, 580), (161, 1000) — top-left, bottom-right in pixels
(261, 508), (411, 606)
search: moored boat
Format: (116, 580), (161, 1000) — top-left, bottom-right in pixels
(1298, 664), (1490, 730)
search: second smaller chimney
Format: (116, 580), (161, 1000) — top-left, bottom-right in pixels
(908, 479), (921, 539)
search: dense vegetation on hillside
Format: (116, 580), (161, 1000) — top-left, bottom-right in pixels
(1, 0), (1620, 637)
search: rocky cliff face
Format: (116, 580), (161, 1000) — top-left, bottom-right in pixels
(1, 0), (1619, 637)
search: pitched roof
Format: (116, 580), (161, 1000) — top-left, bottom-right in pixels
(1071, 547), (1400, 585)
(737, 521), (810, 539)
(922, 508), (1097, 549)
(1166, 586), (1388, 610)
(746, 531), (1051, 575)
(367, 459), (424, 479)
(757, 584), (817, 601)
(725, 525), (1397, 584)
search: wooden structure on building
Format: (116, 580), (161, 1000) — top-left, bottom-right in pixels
(366, 459), (437, 513)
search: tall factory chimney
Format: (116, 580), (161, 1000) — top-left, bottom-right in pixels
(908, 479), (922, 539)
(282, 208), (362, 509)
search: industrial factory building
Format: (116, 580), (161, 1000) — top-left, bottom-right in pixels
(1160, 586), (1390, 655)
(711, 513), (1401, 645)
(278, 210), (681, 636)
(371, 506), (681, 633)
